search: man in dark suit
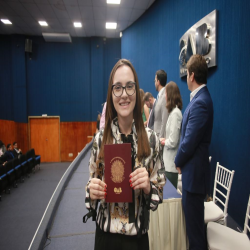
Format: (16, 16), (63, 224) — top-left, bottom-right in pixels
(4, 144), (15, 161)
(175, 55), (214, 250)
(144, 92), (156, 128)
(13, 142), (22, 158)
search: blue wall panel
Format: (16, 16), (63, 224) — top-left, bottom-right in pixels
(103, 38), (121, 102)
(122, 0), (250, 226)
(0, 36), (12, 120)
(27, 37), (92, 122)
(91, 37), (104, 120)
(11, 35), (27, 122)
(0, 35), (121, 122)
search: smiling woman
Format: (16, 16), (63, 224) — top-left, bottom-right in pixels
(112, 66), (136, 129)
(84, 59), (166, 250)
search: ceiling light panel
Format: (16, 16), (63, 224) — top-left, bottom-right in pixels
(106, 22), (117, 29)
(1, 19), (12, 24)
(107, 0), (121, 4)
(39, 21), (48, 26)
(74, 22), (82, 28)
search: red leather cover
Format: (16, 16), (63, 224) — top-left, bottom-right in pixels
(104, 143), (132, 203)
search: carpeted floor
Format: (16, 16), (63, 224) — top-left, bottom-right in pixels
(0, 162), (70, 250)
(43, 151), (94, 250)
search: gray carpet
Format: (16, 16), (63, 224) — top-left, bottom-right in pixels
(0, 162), (69, 250)
(44, 151), (95, 250)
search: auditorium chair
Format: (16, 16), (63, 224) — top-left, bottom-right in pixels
(26, 149), (35, 175)
(5, 160), (17, 189)
(19, 154), (29, 179)
(0, 164), (9, 200)
(26, 149), (41, 174)
(12, 157), (23, 184)
(32, 148), (41, 170)
(204, 162), (235, 225)
(207, 195), (250, 250)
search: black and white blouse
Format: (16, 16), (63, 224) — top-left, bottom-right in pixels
(85, 117), (166, 236)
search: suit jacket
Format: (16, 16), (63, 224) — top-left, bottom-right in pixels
(163, 106), (182, 173)
(175, 86), (213, 195)
(13, 149), (22, 158)
(154, 87), (169, 138)
(4, 151), (15, 161)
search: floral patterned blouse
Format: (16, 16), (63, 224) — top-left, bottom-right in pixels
(85, 117), (166, 236)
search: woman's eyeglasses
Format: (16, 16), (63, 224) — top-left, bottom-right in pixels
(112, 82), (136, 97)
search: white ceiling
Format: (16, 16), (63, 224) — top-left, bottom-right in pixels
(0, 0), (155, 38)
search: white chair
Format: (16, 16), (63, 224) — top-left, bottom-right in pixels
(207, 195), (250, 250)
(177, 174), (182, 195)
(204, 162), (235, 225)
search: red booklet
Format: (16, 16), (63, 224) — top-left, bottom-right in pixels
(104, 144), (132, 203)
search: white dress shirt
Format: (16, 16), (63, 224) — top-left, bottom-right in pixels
(190, 84), (206, 101)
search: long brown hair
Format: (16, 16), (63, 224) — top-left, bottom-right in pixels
(98, 59), (150, 162)
(166, 81), (183, 113)
(139, 88), (145, 113)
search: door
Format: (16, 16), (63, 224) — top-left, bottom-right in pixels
(29, 117), (60, 162)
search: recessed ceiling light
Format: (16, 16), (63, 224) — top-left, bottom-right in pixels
(106, 22), (117, 29)
(1, 19), (12, 24)
(107, 0), (121, 4)
(39, 21), (48, 26)
(74, 22), (82, 28)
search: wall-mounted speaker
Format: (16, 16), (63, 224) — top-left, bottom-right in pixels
(25, 39), (32, 53)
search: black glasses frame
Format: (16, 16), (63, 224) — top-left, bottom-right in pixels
(112, 82), (136, 97)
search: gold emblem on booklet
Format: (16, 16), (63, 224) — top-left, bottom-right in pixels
(111, 157), (125, 183)
(114, 187), (122, 194)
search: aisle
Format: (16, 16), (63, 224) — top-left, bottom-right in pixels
(0, 162), (69, 250)
(44, 150), (94, 250)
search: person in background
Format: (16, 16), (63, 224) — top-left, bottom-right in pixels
(4, 144), (15, 161)
(0, 141), (7, 165)
(160, 81), (183, 189)
(84, 59), (166, 250)
(175, 55), (214, 250)
(0, 140), (6, 155)
(13, 141), (22, 158)
(99, 102), (106, 130)
(96, 114), (101, 135)
(139, 89), (150, 126)
(153, 69), (169, 138)
(144, 92), (156, 129)
(0, 141), (4, 157)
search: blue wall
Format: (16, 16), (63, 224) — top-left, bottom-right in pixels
(0, 35), (121, 122)
(0, 36), (12, 120)
(122, 0), (250, 226)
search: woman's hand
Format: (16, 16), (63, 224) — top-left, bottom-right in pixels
(89, 178), (107, 200)
(160, 138), (165, 146)
(129, 168), (151, 195)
